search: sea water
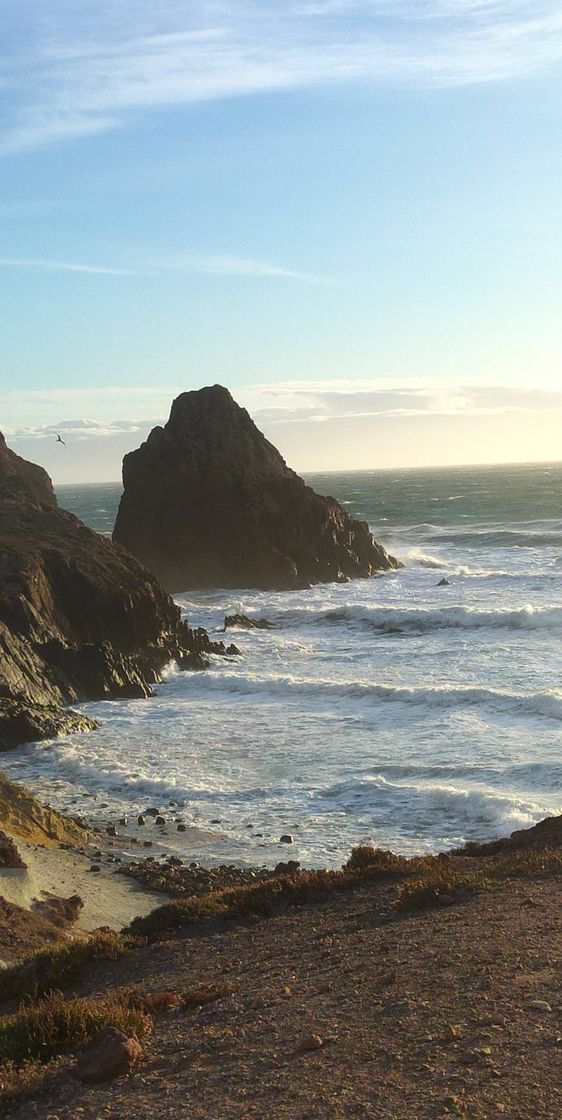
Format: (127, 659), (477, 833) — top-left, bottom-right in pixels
(3, 462), (561, 867)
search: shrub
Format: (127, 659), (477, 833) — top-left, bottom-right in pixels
(344, 846), (410, 874)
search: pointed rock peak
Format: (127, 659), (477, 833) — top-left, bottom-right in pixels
(114, 386), (399, 592)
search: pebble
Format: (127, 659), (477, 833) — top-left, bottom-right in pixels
(527, 999), (552, 1013)
(280, 834), (294, 844)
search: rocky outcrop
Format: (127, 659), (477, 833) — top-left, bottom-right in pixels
(0, 434), (224, 753)
(113, 385), (399, 591)
(461, 814), (562, 856)
(0, 431), (56, 509)
(0, 772), (87, 846)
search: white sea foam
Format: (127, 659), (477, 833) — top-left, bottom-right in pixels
(179, 670), (562, 723)
(5, 465), (560, 867)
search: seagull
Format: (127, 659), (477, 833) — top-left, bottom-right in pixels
(55, 433), (66, 448)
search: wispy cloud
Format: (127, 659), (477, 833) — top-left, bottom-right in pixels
(246, 377), (562, 422)
(167, 254), (330, 283)
(5, 377), (562, 442)
(2, 2), (562, 154)
(0, 252), (329, 284)
(0, 256), (145, 276)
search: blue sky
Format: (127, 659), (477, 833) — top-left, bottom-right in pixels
(1, 1), (562, 480)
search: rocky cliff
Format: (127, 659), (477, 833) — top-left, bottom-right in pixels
(0, 434), (224, 752)
(113, 385), (399, 591)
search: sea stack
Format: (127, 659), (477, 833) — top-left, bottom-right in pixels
(113, 385), (399, 591)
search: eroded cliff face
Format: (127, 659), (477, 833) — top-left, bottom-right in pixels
(113, 385), (399, 591)
(0, 434), (223, 752)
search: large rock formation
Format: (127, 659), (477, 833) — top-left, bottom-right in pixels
(113, 385), (399, 591)
(0, 434), (224, 752)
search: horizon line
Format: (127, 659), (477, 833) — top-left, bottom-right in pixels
(52, 456), (562, 488)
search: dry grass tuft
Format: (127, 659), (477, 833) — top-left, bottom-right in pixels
(0, 930), (137, 1005)
(180, 981), (237, 1010)
(395, 867), (491, 911)
(0, 991), (152, 1065)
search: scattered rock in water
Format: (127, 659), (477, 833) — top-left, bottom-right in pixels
(155, 815), (166, 826)
(226, 643), (242, 655)
(74, 1027), (143, 1085)
(177, 824), (187, 832)
(106, 824), (117, 837)
(146, 807), (160, 817)
(89, 864), (101, 873)
(176, 651), (211, 671)
(224, 614), (274, 631)
(280, 834), (294, 844)
(437, 578), (451, 587)
(137, 814), (146, 826)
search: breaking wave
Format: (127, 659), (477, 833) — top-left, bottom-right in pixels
(184, 670), (562, 723)
(320, 603), (562, 634)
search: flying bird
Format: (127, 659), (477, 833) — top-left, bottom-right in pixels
(55, 433), (66, 448)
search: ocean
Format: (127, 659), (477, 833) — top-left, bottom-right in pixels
(3, 461), (562, 867)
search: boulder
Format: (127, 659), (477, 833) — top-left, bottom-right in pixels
(113, 385), (399, 591)
(74, 1026), (143, 1084)
(0, 432), (224, 752)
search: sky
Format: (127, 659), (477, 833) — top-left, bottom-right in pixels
(1, 1), (562, 482)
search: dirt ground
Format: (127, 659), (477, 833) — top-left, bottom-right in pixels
(5, 872), (561, 1120)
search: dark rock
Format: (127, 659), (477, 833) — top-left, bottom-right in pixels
(274, 860), (301, 876)
(224, 614), (273, 630)
(177, 823), (187, 832)
(106, 824), (117, 836)
(145, 807), (160, 817)
(74, 1026), (142, 1084)
(0, 431), (56, 509)
(279, 834), (294, 844)
(225, 644), (241, 655)
(176, 651), (210, 671)
(113, 385), (399, 591)
(137, 815), (146, 826)
(0, 432), (223, 752)
(0, 829), (27, 868)
(155, 815), (166, 826)
(34, 892), (83, 927)
(437, 578), (451, 587)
